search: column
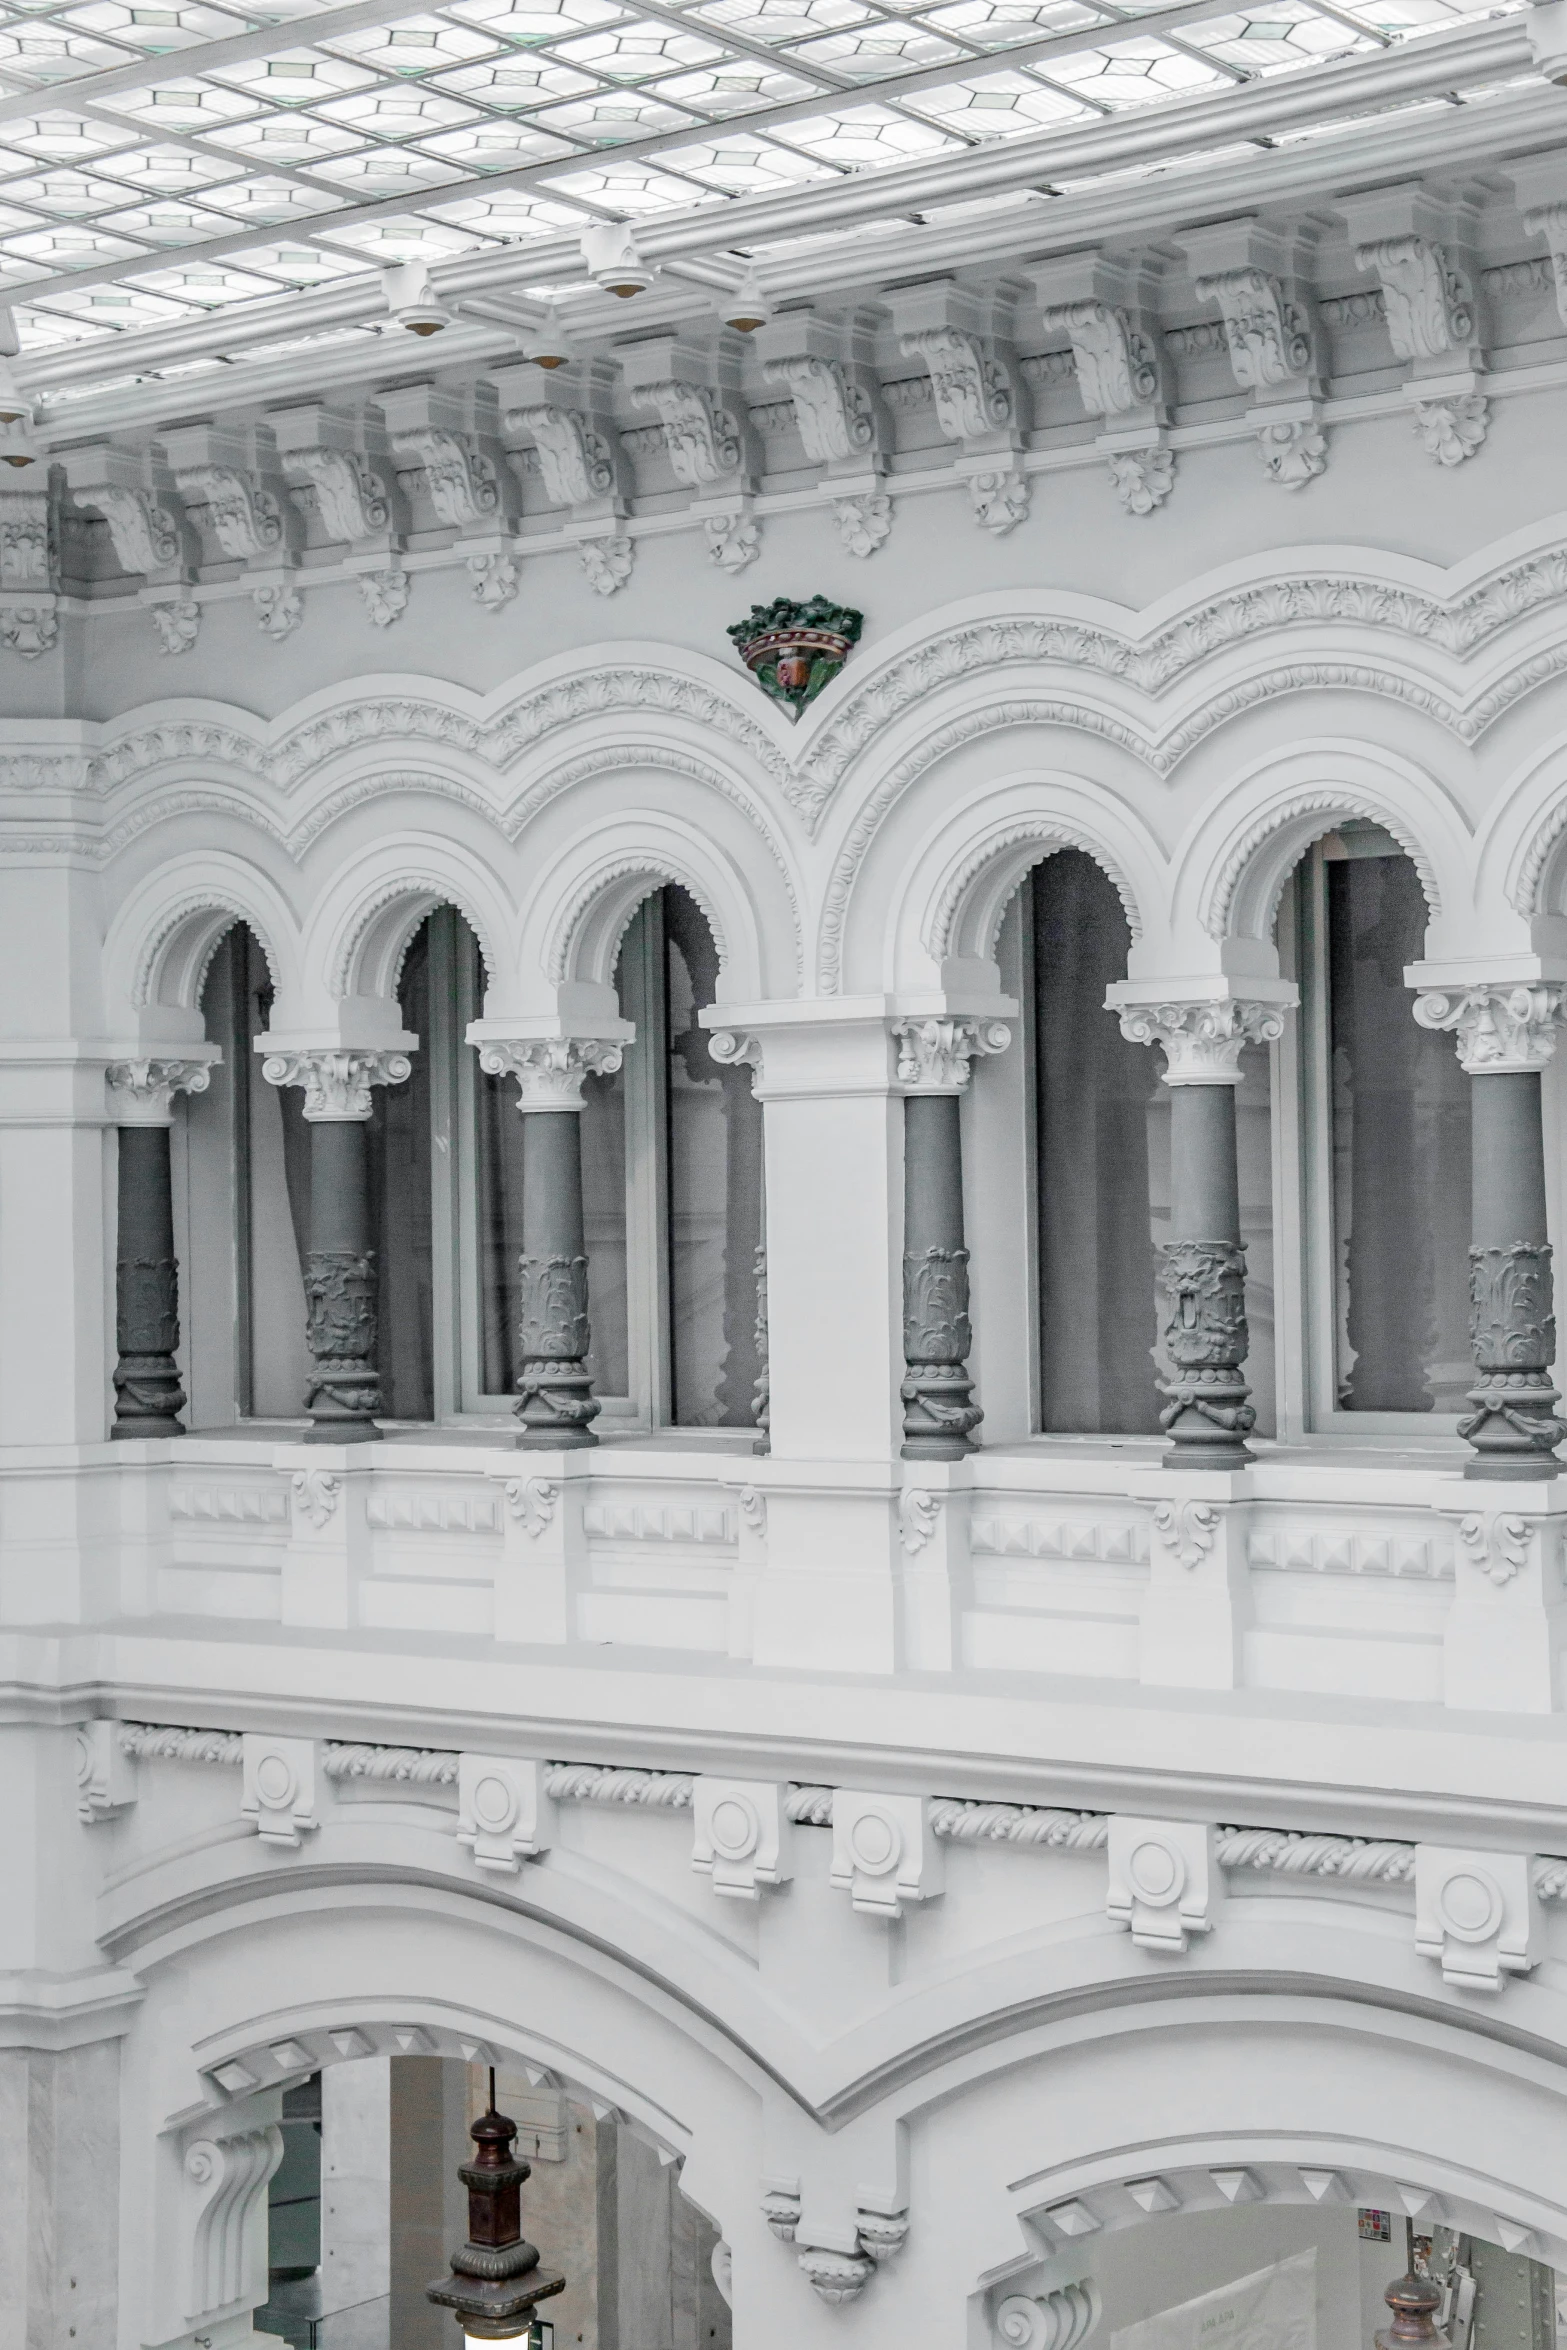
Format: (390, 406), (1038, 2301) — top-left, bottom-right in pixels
(474, 1037), (624, 1448)
(1413, 982), (1567, 1479)
(894, 1017), (1009, 1460)
(106, 1056), (215, 1439)
(260, 1047), (412, 1442)
(1113, 993), (1289, 1470)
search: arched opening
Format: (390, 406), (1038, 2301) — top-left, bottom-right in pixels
(1010, 852), (1274, 1441)
(1287, 825), (1468, 1422)
(256, 2050), (731, 2350)
(479, 880), (763, 1433)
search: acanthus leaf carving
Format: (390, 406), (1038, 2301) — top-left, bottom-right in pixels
(477, 1036), (624, 1110)
(511, 402), (618, 508)
(1354, 235), (1476, 362)
(762, 353), (877, 465)
(357, 566), (409, 628)
(468, 549), (519, 609)
(391, 427), (500, 528)
(893, 1016), (1011, 1091)
(261, 1047), (413, 1120)
(174, 463), (285, 561)
(148, 597), (200, 655)
(504, 1475), (559, 1536)
(1413, 983), (1566, 1074)
(90, 483), (185, 576)
(967, 466), (1030, 535)
(294, 446), (393, 544)
(900, 325), (1014, 440)
(1194, 267), (1312, 390)
(704, 512), (760, 572)
(630, 379), (743, 488)
(1040, 301), (1160, 418)
(253, 581), (302, 640)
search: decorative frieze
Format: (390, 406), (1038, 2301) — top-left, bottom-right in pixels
(366, 1491), (501, 1534)
(691, 1777), (793, 1900)
(1247, 1528), (1447, 1578)
(543, 1763), (695, 1808)
(583, 1500), (734, 1543)
(971, 1516), (1144, 1563)
(1107, 1816), (1222, 1953)
(1414, 1845), (1537, 1990)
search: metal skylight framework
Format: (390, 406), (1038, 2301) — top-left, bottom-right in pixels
(0, 0), (1549, 371)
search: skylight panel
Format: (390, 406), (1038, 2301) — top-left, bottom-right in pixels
(443, 0), (628, 43)
(655, 122), (834, 177)
(794, 20), (968, 70)
(653, 58), (819, 106)
(326, 16), (501, 71)
(3, 218), (146, 265)
(12, 298), (103, 340)
(60, 3), (257, 53)
(539, 151), (716, 198)
(1, 167), (139, 210)
(199, 110), (368, 155)
(428, 55), (599, 102)
(3, 109), (135, 154)
(551, 23), (731, 74)
(214, 48), (380, 101)
(84, 140), (243, 185)
(92, 194), (236, 232)
(777, 96), (962, 153)
(0, 23), (138, 76)
(39, 275), (208, 314)
(314, 210), (481, 248)
(1042, 32), (1229, 101)
(417, 178), (584, 223)
(180, 169), (339, 213)
(241, 236), (385, 275)
(414, 113), (578, 154)
(921, 0), (1110, 48)
(305, 141), (468, 182)
(535, 87), (702, 130)
(1179, 6), (1370, 70)
(902, 63), (1092, 123)
(311, 84), (483, 131)
(684, 0), (878, 46)
(125, 251), (282, 293)
(103, 72), (261, 121)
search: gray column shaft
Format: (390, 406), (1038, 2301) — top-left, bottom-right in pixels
(516, 1107), (599, 1449)
(1158, 1084), (1253, 1471)
(901, 1092), (981, 1460)
(1462, 1068), (1563, 1480)
(303, 1115), (381, 1443)
(112, 1123), (186, 1438)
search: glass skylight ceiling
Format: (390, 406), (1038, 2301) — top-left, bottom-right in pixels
(0, 0), (1530, 350)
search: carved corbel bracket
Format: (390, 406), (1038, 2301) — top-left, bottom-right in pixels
(379, 382), (517, 542)
(162, 421), (300, 568)
(61, 442), (197, 586)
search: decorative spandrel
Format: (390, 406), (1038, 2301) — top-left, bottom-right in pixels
(727, 596), (862, 718)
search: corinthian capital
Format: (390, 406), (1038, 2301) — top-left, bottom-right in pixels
(106, 1055), (215, 1126)
(1115, 996), (1289, 1085)
(1412, 982), (1567, 1074)
(477, 1034), (624, 1110)
(893, 1016), (1011, 1093)
(261, 1047), (412, 1120)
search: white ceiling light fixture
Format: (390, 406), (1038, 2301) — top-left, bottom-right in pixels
(384, 260), (451, 337)
(525, 296), (574, 370)
(722, 267), (772, 336)
(582, 223), (652, 301)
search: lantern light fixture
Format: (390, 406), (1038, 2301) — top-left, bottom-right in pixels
(428, 2071), (566, 2343)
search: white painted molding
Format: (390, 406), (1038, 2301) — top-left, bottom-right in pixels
(691, 1778), (793, 1900)
(1107, 1817), (1223, 1952)
(457, 1755), (555, 1873)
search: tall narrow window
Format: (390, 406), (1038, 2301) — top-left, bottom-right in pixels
(662, 885), (764, 1428)
(192, 915), (443, 1426)
(1031, 852), (1277, 1437)
(1319, 833), (1470, 1412)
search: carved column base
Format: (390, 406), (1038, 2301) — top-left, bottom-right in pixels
(1461, 1238), (1566, 1480)
(303, 1244), (381, 1444)
(111, 1335), (187, 1439)
(514, 1362), (601, 1449)
(900, 1360), (982, 1460)
(1158, 1376), (1256, 1472)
